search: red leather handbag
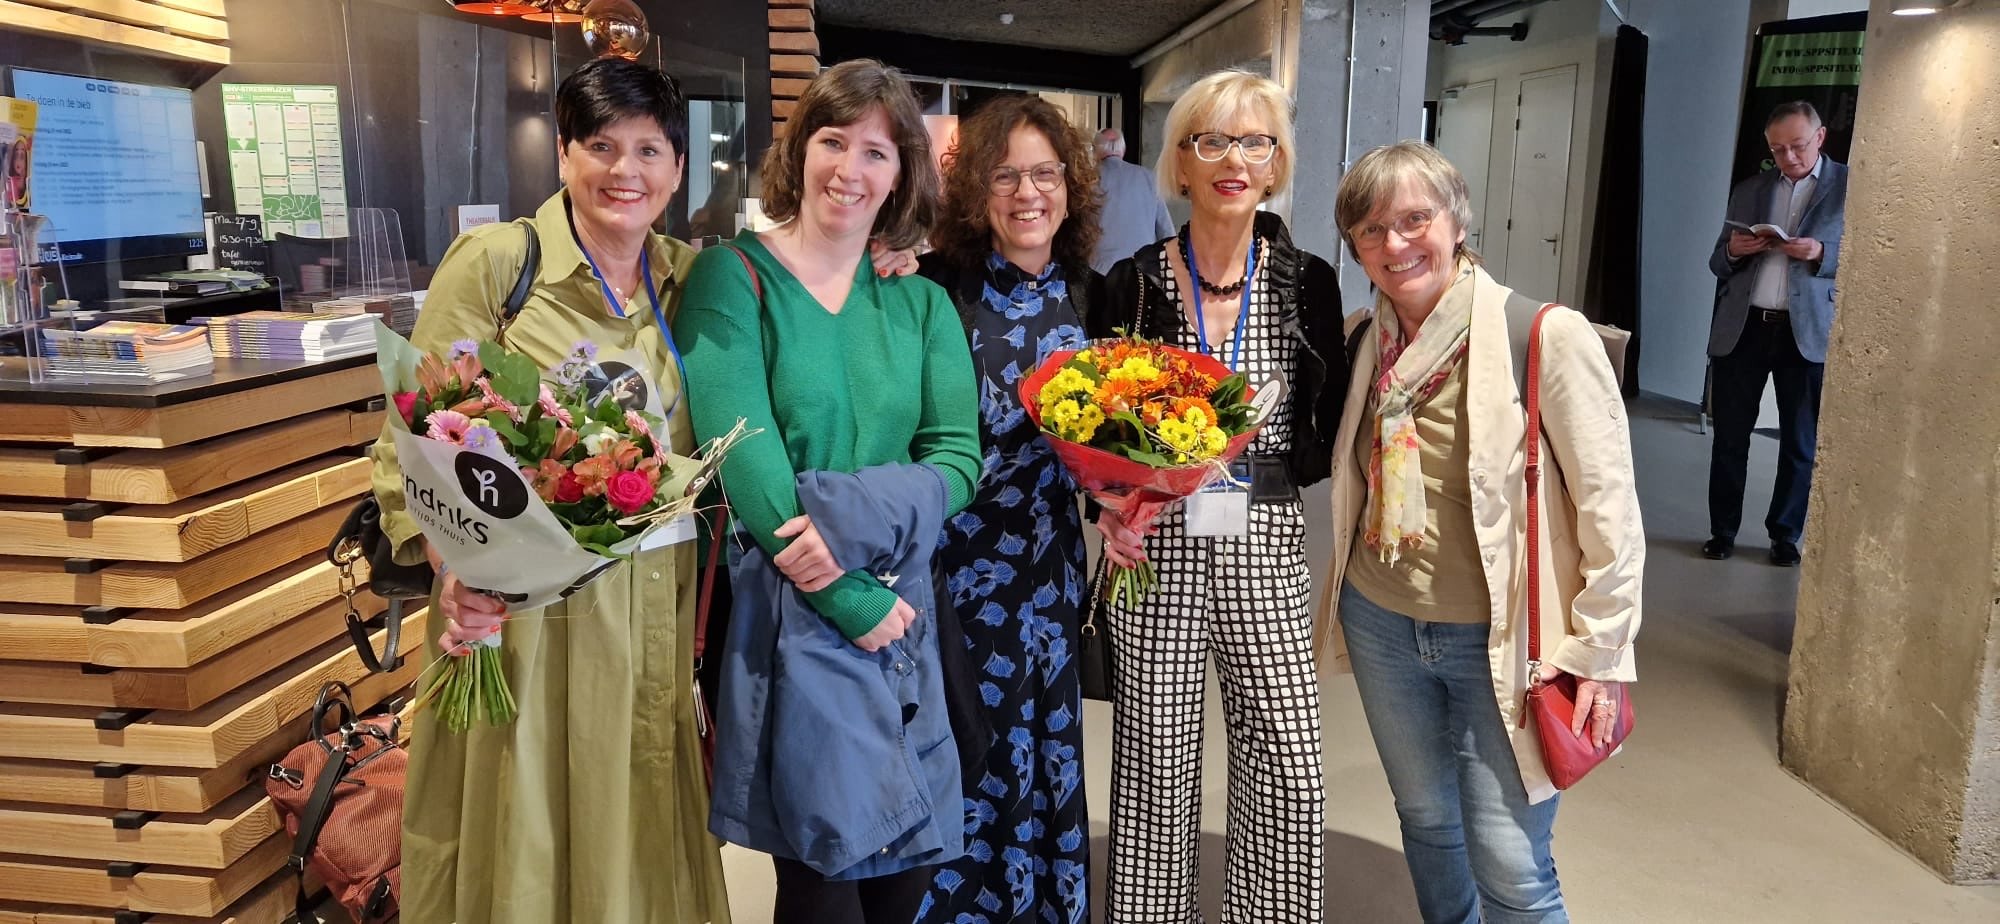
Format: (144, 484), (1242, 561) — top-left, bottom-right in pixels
(1520, 304), (1635, 790)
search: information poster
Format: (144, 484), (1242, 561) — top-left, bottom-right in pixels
(0, 97), (36, 212)
(1730, 13), (1865, 185)
(220, 84), (348, 238)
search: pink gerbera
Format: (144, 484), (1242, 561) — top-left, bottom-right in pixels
(477, 378), (524, 423)
(538, 384), (574, 426)
(425, 409), (474, 444)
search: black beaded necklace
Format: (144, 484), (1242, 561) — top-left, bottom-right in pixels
(1186, 239), (1252, 297)
(1193, 272), (1247, 298)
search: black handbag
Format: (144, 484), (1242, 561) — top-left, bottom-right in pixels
(327, 219), (541, 673)
(1079, 559), (1116, 702)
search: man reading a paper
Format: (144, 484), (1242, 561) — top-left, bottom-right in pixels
(1703, 100), (1847, 567)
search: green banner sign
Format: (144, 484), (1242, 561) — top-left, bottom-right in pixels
(1755, 31), (1865, 88)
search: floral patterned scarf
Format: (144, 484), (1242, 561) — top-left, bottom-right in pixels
(1364, 260), (1476, 563)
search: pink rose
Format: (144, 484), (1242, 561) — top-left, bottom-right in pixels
(393, 391), (418, 425)
(604, 469), (655, 516)
(554, 472), (586, 505)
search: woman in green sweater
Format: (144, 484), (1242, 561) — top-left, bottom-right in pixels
(672, 60), (980, 924)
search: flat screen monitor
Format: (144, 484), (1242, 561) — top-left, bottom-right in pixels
(7, 68), (207, 267)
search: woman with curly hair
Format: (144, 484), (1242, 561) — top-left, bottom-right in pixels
(914, 93), (1105, 924)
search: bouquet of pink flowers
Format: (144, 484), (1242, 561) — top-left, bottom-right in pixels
(375, 325), (747, 731)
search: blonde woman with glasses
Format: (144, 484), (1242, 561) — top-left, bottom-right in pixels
(1092, 69), (1348, 922)
(1322, 141), (1643, 923)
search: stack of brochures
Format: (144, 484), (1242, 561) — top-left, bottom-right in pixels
(201, 310), (376, 362)
(40, 321), (216, 382)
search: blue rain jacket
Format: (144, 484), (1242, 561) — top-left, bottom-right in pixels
(707, 462), (964, 879)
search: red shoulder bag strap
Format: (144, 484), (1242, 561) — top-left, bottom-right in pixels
(695, 245), (762, 663)
(1524, 303), (1557, 679)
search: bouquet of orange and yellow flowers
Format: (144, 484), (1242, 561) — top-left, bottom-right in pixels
(1020, 334), (1275, 606)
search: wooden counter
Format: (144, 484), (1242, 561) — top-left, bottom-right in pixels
(0, 357), (418, 922)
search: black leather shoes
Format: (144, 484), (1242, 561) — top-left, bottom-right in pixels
(1702, 537), (1735, 560)
(1770, 541), (1801, 567)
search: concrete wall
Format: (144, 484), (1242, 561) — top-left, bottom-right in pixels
(1782, 0), (2000, 884)
(1430, 0), (1610, 309)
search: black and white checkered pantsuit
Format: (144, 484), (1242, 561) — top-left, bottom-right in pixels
(1104, 252), (1325, 923)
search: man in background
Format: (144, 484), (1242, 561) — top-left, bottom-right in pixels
(1091, 128), (1174, 273)
(1704, 100), (1847, 567)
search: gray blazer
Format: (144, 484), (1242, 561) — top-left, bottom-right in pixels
(1092, 156), (1174, 274)
(1707, 159), (1847, 363)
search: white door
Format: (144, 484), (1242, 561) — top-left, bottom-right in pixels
(1435, 81), (1496, 253)
(1503, 66), (1576, 299)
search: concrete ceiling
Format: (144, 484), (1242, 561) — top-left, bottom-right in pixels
(815, 0), (1223, 57)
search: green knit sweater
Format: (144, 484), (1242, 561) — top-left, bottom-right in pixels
(672, 231), (980, 639)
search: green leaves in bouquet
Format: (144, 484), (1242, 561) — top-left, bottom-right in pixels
(476, 342), (543, 408)
(1209, 373), (1255, 432)
(589, 395), (626, 427)
(570, 520), (629, 558)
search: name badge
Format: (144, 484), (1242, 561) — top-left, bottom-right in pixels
(1184, 465), (1249, 537)
(638, 514), (698, 551)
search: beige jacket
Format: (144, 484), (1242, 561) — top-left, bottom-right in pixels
(1317, 266), (1644, 803)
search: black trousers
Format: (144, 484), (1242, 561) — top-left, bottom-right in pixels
(771, 857), (933, 924)
(1708, 309), (1824, 545)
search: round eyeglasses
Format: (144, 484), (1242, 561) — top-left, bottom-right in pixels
(1184, 132), (1279, 164)
(1349, 208), (1437, 249)
(986, 161), (1067, 196)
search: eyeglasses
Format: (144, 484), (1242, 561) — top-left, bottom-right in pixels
(986, 161), (1067, 196)
(1184, 132), (1279, 164)
(1767, 140), (1816, 158)
(1349, 208), (1437, 249)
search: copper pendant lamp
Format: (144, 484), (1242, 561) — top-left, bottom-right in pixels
(449, 1), (539, 15)
(523, 0), (587, 24)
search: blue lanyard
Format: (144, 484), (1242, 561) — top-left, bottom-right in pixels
(1182, 236), (1256, 371)
(580, 244), (685, 420)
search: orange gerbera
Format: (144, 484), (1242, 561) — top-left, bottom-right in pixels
(1172, 396), (1217, 423)
(1093, 377), (1146, 414)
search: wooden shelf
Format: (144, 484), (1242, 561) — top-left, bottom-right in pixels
(0, 594), (389, 710)
(0, 866), (295, 923)
(0, 364), (377, 448)
(0, 786), (277, 870)
(0, 408), (382, 505)
(0, 611), (425, 769)
(0, 557), (381, 670)
(0, 457), (369, 562)
(0, 505), (348, 609)
(0, 668), (411, 815)
(0, 835), (284, 917)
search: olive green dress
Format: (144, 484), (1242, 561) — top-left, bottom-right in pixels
(369, 192), (731, 923)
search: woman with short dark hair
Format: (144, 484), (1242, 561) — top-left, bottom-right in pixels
(674, 59), (981, 924)
(912, 93), (1104, 924)
(375, 56), (731, 923)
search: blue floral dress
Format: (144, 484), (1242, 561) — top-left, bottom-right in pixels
(916, 253), (1090, 924)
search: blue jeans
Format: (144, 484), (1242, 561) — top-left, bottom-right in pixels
(1340, 583), (1568, 924)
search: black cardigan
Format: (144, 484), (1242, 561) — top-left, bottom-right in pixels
(1096, 211), (1348, 488)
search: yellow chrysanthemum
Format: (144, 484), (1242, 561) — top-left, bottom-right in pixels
(1067, 404), (1105, 442)
(1106, 356), (1162, 385)
(1047, 398), (1084, 429)
(1157, 417), (1200, 454)
(1199, 425), (1228, 457)
(1039, 368), (1095, 404)
(1074, 349), (1095, 365)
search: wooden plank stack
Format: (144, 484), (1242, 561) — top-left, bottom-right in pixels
(771, 0), (819, 130)
(0, 0), (232, 66)
(0, 361), (423, 923)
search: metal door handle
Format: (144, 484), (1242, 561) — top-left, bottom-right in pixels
(1542, 235), (1558, 243)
